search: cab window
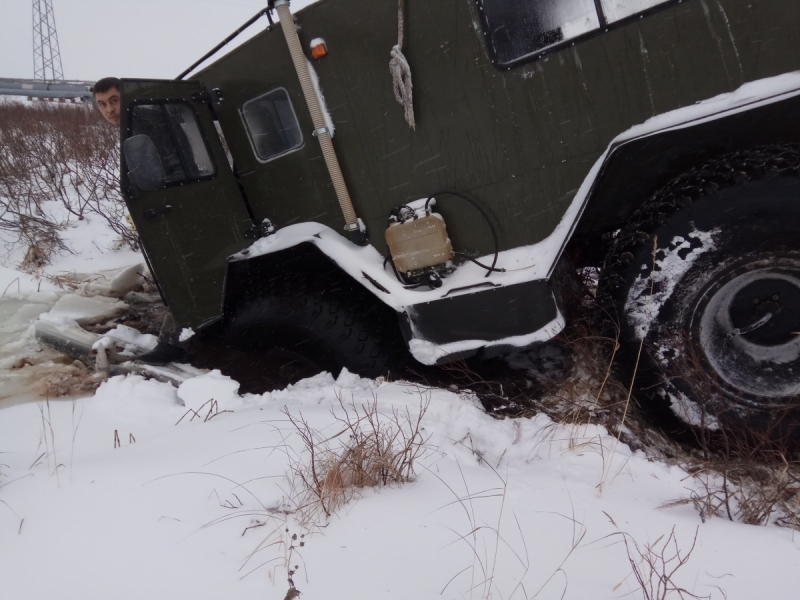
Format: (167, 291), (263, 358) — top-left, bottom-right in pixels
(240, 88), (304, 163)
(477, 0), (674, 67)
(130, 102), (216, 184)
(480, 0), (599, 66)
(600, 0), (673, 23)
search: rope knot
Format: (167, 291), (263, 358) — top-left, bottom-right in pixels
(389, 0), (415, 130)
(390, 45), (415, 130)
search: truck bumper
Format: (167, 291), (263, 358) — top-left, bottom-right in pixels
(399, 279), (564, 365)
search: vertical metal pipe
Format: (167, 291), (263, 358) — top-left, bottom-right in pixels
(273, 0), (361, 232)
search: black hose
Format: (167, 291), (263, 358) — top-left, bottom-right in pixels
(454, 253), (506, 273)
(424, 190), (500, 278)
(384, 255), (421, 288)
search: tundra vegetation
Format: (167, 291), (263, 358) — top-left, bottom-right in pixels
(0, 100), (137, 272)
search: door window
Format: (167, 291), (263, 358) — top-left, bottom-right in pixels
(240, 88), (304, 163)
(130, 102), (216, 184)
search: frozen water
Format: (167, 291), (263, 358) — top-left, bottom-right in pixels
(47, 294), (128, 326)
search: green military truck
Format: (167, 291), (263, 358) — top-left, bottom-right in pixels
(119, 0), (800, 434)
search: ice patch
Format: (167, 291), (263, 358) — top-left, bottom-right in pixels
(95, 324), (158, 356)
(0, 300), (52, 345)
(46, 293), (128, 326)
(625, 228), (718, 339)
(77, 263), (146, 298)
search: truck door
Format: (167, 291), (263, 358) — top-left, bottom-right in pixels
(120, 79), (253, 330)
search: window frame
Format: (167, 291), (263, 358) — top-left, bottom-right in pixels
(474, 0), (688, 71)
(239, 86), (305, 164)
(124, 98), (218, 189)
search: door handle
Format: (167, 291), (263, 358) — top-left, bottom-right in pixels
(143, 205), (173, 220)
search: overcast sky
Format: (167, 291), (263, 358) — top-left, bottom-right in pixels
(0, 0), (318, 82)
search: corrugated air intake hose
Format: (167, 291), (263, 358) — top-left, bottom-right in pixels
(273, 0), (366, 244)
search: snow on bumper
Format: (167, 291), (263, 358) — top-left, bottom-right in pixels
(409, 311), (565, 365)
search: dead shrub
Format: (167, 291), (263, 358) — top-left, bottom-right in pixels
(284, 392), (431, 523)
(613, 527), (711, 600)
(663, 454), (800, 529)
(550, 313), (626, 419)
(0, 99), (137, 269)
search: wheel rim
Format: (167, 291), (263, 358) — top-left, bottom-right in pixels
(696, 265), (800, 400)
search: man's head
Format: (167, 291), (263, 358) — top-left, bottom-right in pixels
(93, 77), (121, 126)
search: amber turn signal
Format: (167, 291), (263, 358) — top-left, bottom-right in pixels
(310, 38), (327, 59)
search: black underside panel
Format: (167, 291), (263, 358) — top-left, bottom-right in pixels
(402, 279), (558, 345)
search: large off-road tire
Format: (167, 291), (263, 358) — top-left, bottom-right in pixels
(224, 269), (408, 380)
(599, 146), (800, 440)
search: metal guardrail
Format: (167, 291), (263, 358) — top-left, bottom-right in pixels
(0, 78), (94, 100)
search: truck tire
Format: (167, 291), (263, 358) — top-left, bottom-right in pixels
(598, 146), (800, 439)
(224, 270), (407, 380)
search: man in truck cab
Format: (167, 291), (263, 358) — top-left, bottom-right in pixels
(93, 77), (188, 365)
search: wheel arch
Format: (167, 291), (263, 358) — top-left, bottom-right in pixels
(566, 84), (800, 267)
(222, 241), (386, 317)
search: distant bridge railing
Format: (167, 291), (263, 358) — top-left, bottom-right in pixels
(0, 78), (94, 100)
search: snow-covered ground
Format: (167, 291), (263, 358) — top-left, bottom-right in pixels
(3, 367), (800, 599)
(2, 173), (800, 600)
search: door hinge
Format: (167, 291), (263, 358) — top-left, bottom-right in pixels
(192, 87), (224, 105)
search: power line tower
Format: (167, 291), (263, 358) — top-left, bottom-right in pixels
(32, 0), (64, 82)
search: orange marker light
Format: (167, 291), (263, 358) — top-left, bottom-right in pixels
(310, 38), (327, 59)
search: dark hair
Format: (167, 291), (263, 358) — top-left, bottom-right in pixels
(92, 77), (121, 97)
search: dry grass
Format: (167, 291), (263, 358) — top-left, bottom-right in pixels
(434, 455), (586, 600)
(663, 451), (800, 529)
(284, 391), (431, 523)
(651, 341), (800, 528)
(612, 527), (712, 600)
(555, 287), (800, 530)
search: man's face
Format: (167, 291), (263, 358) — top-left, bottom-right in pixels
(95, 88), (120, 125)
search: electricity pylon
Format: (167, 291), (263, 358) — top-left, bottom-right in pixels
(32, 0), (64, 82)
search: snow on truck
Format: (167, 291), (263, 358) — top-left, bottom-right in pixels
(116, 0), (800, 434)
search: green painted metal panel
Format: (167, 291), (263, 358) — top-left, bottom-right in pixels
(120, 79), (253, 328)
(192, 0), (800, 260)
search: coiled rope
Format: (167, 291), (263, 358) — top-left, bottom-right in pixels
(389, 0), (415, 130)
